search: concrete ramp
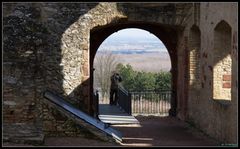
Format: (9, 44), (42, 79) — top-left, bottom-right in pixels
(43, 91), (122, 142)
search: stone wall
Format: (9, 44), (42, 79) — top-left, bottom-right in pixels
(60, 3), (127, 114)
(3, 2), (100, 138)
(213, 21), (232, 100)
(3, 2), (238, 144)
(3, 3), (48, 127)
(186, 2), (238, 144)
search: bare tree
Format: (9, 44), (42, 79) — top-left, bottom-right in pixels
(93, 49), (119, 102)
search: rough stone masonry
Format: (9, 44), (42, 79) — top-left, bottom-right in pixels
(3, 2), (238, 144)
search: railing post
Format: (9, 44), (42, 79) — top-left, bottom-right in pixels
(117, 86), (132, 115)
(128, 92), (132, 115)
(96, 90), (99, 117)
(93, 90), (99, 119)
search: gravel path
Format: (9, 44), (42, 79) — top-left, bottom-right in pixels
(3, 116), (220, 147)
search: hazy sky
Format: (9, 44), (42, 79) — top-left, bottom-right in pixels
(95, 28), (171, 72)
(107, 28), (161, 41)
(103, 28), (164, 43)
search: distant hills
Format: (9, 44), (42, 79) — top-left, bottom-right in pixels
(95, 30), (171, 72)
(98, 49), (165, 54)
(95, 51), (171, 72)
(99, 39), (167, 54)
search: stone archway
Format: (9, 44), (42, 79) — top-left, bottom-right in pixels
(3, 2), (238, 144)
(60, 3), (185, 116)
(60, 3), (128, 113)
(90, 23), (179, 116)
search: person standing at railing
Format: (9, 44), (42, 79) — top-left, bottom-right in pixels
(110, 71), (122, 105)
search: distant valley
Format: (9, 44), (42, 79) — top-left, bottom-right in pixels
(95, 51), (171, 72)
(95, 35), (171, 72)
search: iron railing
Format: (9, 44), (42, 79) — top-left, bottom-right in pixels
(117, 86), (132, 115)
(93, 90), (99, 118)
(130, 89), (171, 116)
(95, 87), (171, 116)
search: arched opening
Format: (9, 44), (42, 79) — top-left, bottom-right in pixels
(187, 24), (201, 118)
(213, 20), (232, 101)
(93, 28), (171, 116)
(189, 25), (201, 88)
(90, 23), (178, 117)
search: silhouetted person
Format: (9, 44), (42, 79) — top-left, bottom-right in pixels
(110, 71), (122, 105)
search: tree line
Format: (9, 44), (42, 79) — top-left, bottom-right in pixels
(116, 63), (171, 92)
(94, 51), (172, 99)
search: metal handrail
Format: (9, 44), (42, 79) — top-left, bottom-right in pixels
(93, 90), (99, 118)
(117, 86), (132, 115)
(118, 85), (129, 95)
(130, 89), (172, 115)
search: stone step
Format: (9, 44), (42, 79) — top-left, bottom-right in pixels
(3, 123), (45, 145)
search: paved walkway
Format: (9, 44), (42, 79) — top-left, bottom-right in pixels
(3, 115), (220, 147)
(113, 116), (219, 146)
(98, 104), (139, 124)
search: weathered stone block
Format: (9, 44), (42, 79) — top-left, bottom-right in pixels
(222, 82), (231, 88)
(223, 74), (231, 81)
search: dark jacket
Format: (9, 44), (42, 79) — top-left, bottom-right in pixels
(110, 73), (122, 90)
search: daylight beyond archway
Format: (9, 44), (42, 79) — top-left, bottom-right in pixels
(93, 28), (172, 116)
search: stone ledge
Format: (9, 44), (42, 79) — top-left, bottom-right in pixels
(213, 99), (231, 107)
(3, 123), (45, 145)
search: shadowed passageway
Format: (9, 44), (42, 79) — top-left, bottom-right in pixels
(42, 116), (219, 147)
(112, 116), (219, 146)
(4, 115), (220, 146)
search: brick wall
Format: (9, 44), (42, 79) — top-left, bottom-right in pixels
(186, 2), (237, 144)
